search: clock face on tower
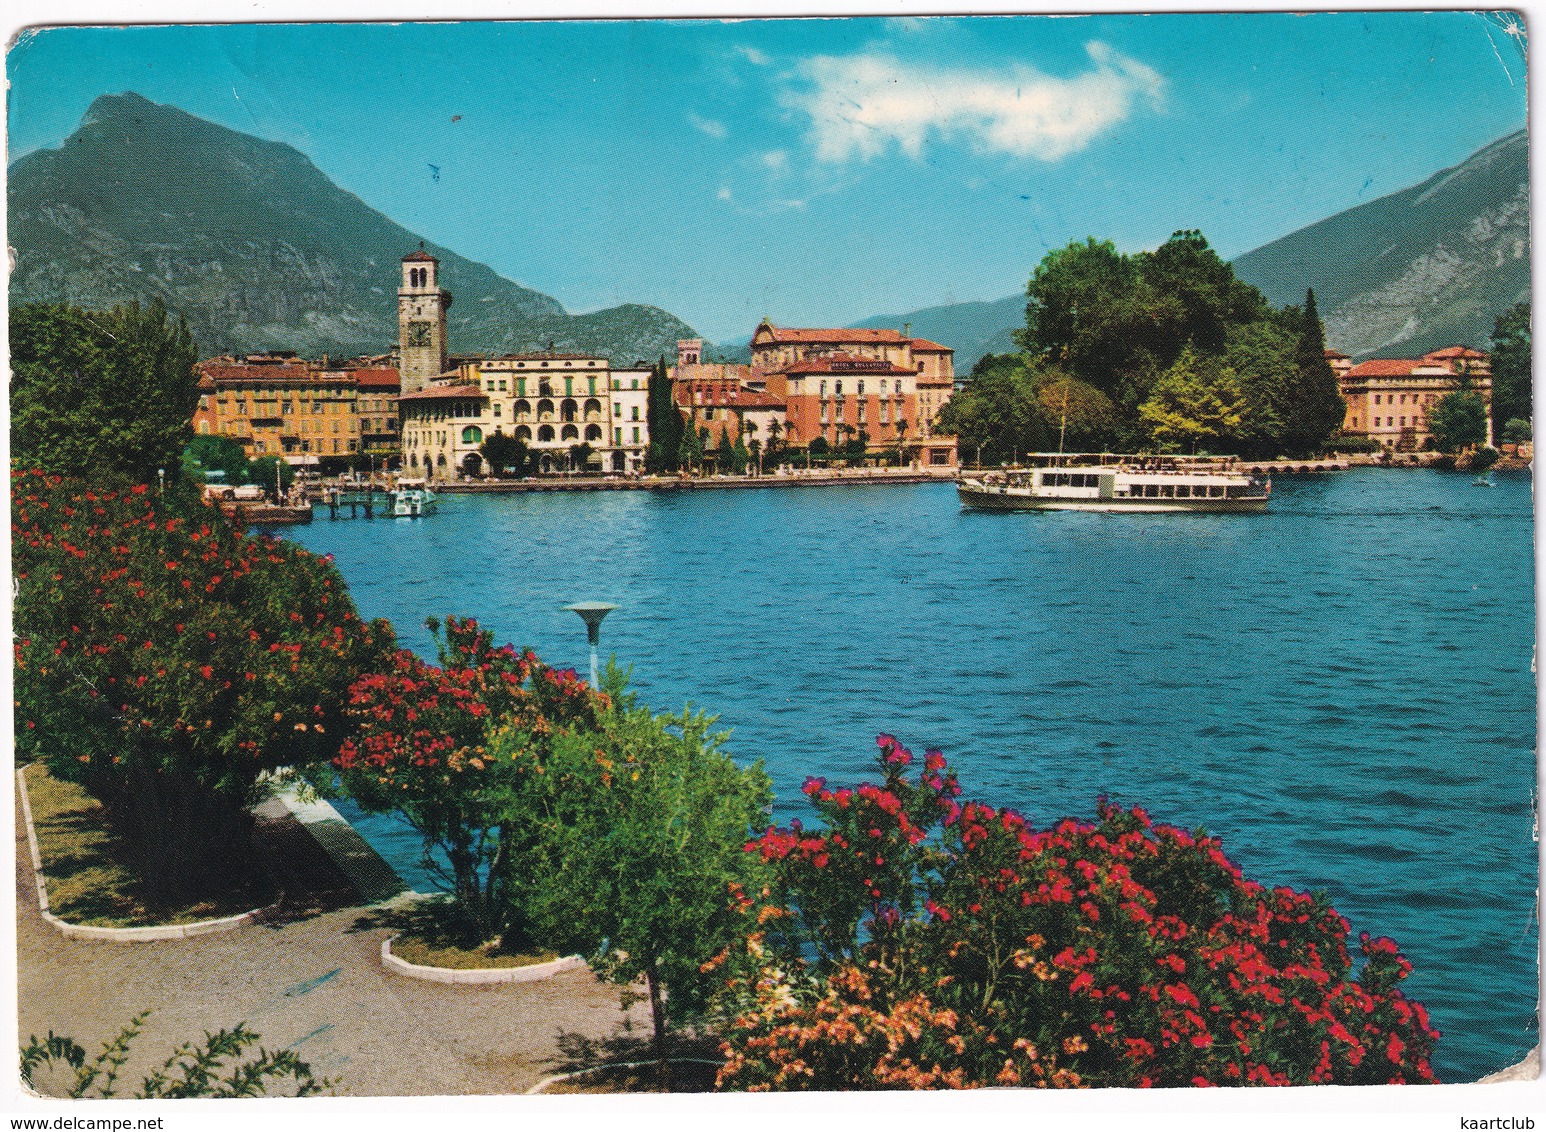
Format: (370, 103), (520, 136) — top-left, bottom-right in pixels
(407, 321), (433, 347)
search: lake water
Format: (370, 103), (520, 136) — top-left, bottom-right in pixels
(281, 469), (1538, 1082)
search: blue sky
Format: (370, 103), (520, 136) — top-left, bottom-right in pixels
(6, 12), (1529, 342)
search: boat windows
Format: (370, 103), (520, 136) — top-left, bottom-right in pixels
(1210, 485), (1225, 498)
(1159, 484), (1175, 498)
(1175, 484), (1191, 498)
(1143, 484), (1159, 498)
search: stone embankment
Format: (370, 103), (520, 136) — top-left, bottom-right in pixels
(438, 467), (957, 494)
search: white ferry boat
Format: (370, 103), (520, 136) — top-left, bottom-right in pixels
(957, 454), (1270, 513)
(390, 479), (439, 517)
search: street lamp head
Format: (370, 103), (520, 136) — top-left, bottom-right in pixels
(563, 601), (618, 645)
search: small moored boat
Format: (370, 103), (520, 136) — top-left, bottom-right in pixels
(390, 479), (439, 517)
(957, 453), (1270, 513)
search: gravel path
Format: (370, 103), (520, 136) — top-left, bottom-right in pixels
(15, 784), (653, 1098)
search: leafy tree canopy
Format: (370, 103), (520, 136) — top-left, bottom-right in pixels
(11, 300), (199, 485)
(1137, 347), (1246, 453)
(1489, 301), (1531, 428)
(1428, 390), (1489, 453)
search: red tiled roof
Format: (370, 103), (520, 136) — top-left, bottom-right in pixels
(1324, 348), (1350, 359)
(674, 387), (785, 409)
(353, 368), (400, 389)
(397, 383), (486, 402)
(1344, 359), (1423, 378)
(909, 338), (952, 352)
(756, 325), (908, 345)
(1422, 346), (1488, 360)
(402, 249), (437, 262)
(198, 364), (314, 383)
(783, 352), (915, 376)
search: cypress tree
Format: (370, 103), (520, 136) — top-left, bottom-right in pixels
(646, 357), (682, 472)
(1280, 288), (1347, 456)
(716, 427), (735, 474)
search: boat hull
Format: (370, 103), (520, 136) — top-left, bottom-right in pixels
(957, 484), (1269, 513)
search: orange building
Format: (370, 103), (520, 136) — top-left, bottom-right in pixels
(192, 353), (400, 468)
(1338, 346), (1492, 451)
(673, 367), (787, 457)
(748, 321), (959, 466)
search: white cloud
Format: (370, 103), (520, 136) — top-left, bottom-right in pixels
(737, 45), (771, 66)
(784, 40), (1165, 164)
(717, 185), (734, 201)
(760, 149), (790, 172)
(688, 112), (728, 139)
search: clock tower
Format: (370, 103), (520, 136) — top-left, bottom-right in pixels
(398, 247), (450, 394)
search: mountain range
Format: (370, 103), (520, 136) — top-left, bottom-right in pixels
(9, 94), (1528, 371)
(847, 130), (1528, 370)
(8, 93), (698, 363)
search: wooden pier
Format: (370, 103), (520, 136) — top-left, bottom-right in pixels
(323, 488), (394, 519)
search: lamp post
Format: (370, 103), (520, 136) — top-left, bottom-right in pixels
(563, 601), (617, 688)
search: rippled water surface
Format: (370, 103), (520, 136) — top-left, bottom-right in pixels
(283, 469), (1538, 1081)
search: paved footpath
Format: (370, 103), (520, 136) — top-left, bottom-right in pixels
(15, 787), (652, 1097)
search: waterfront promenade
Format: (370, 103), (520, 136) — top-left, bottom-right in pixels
(14, 787), (651, 1098)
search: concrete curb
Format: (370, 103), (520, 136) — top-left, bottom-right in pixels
(524, 1058), (723, 1095)
(380, 935), (585, 985)
(16, 764), (282, 943)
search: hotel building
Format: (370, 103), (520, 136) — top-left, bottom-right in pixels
(1337, 346), (1492, 451)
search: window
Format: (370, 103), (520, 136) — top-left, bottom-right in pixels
(283, 400), (293, 414)
(615, 427), (623, 445)
(705, 407), (715, 421)
(857, 381), (865, 395)
(499, 380), (507, 391)
(1374, 394), (1381, 405)
(632, 427), (640, 443)
(835, 381), (844, 397)
(631, 406), (639, 421)
(493, 404), (502, 417)
(632, 379), (640, 390)
(462, 425), (483, 444)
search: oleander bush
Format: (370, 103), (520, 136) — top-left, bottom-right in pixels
(716, 735), (1439, 1090)
(333, 616), (606, 938)
(12, 470), (392, 903)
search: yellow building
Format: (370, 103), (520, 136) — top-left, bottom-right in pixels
(192, 353), (396, 467)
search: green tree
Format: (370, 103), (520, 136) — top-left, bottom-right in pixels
(1029, 367), (1119, 453)
(500, 682), (772, 1077)
(1502, 417), (1532, 444)
(1016, 238), (1158, 399)
(807, 435), (830, 462)
(716, 428), (736, 474)
(22, 1012), (326, 1098)
(1136, 230), (1271, 359)
(934, 355), (1048, 464)
(1137, 347), (1247, 453)
(1428, 390), (1489, 453)
(1275, 289), (1347, 455)
(1222, 319), (1299, 457)
(181, 435), (251, 485)
(480, 431), (530, 477)
(646, 359), (682, 473)
(246, 455), (295, 498)
(1489, 302), (1531, 428)
(732, 433), (751, 474)
(677, 412), (704, 471)
(11, 301), (199, 485)
(568, 442), (595, 471)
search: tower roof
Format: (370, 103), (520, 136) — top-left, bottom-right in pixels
(402, 248), (438, 262)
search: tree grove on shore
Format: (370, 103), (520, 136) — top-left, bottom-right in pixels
(976, 231), (1348, 459)
(12, 471), (392, 903)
